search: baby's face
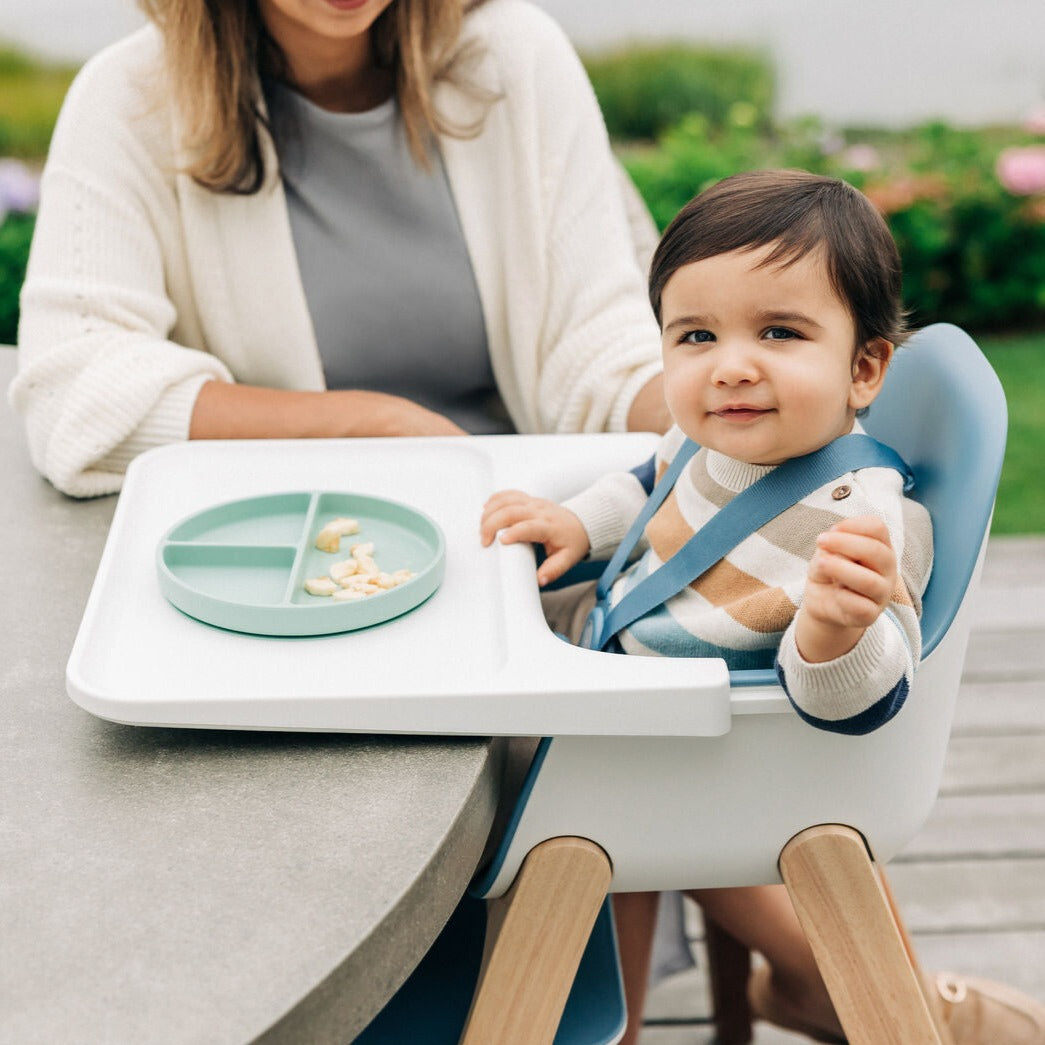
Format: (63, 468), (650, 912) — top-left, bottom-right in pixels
(659, 244), (886, 466)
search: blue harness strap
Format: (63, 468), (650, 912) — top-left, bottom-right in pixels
(579, 433), (913, 652)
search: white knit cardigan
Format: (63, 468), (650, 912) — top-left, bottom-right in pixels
(11, 0), (662, 497)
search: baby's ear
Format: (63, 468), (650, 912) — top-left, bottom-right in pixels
(850, 337), (893, 410)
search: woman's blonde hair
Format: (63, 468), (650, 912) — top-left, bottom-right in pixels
(138, 0), (490, 194)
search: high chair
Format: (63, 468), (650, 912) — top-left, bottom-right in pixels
(356, 321), (1009, 1045)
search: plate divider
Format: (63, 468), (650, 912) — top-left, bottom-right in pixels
(283, 492), (323, 604)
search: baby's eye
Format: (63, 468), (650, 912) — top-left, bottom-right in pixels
(680, 329), (715, 345)
(763, 326), (799, 341)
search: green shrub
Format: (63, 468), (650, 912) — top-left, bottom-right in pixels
(980, 332), (1045, 534)
(583, 44), (774, 142)
(621, 116), (1045, 333)
(0, 45), (76, 158)
(621, 116), (768, 228)
(0, 212), (33, 344)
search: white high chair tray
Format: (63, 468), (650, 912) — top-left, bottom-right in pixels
(67, 435), (732, 736)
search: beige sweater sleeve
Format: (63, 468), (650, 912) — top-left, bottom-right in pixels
(11, 4), (665, 496)
(439, 1), (663, 437)
(9, 33), (232, 497)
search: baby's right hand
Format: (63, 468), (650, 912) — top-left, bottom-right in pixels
(480, 490), (590, 586)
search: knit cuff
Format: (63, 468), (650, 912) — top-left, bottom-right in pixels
(562, 472), (647, 560)
(777, 616), (910, 723)
(93, 372), (217, 473)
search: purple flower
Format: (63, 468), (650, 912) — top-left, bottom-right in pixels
(0, 159), (41, 223)
(996, 146), (1045, 196)
(818, 132), (845, 157)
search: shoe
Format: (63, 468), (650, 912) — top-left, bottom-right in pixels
(747, 965), (846, 1043)
(749, 963), (1045, 1044)
(926, 971), (1045, 1045)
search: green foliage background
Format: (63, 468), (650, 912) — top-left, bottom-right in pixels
(0, 212), (33, 343)
(1, 41), (1042, 531)
(583, 43), (774, 141)
(0, 47), (75, 157)
(979, 332), (1045, 534)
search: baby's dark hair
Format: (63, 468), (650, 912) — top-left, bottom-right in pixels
(648, 169), (909, 351)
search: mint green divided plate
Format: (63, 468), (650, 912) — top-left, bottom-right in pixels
(156, 491), (445, 637)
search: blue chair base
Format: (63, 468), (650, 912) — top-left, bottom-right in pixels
(354, 894), (625, 1044)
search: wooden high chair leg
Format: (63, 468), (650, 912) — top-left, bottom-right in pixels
(778, 824), (942, 1045)
(877, 867), (957, 1045)
(460, 836), (612, 1045)
(702, 913), (754, 1045)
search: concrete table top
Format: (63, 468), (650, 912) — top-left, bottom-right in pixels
(0, 349), (501, 1044)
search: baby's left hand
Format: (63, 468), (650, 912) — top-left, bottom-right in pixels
(796, 515), (898, 663)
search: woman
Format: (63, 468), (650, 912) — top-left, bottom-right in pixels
(10, 0), (668, 497)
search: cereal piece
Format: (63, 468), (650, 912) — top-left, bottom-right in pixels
(314, 518), (360, 553)
(331, 588), (367, 602)
(306, 526), (413, 604)
(334, 580), (380, 596)
(329, 559), (359, 582)
(304, 576), (339, 597)
(339, 573), (373, 590)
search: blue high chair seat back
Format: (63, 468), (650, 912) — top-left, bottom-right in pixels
(858, 323), (1006, 655)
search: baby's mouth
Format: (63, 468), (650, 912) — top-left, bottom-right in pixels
(712, 406), (771, 422)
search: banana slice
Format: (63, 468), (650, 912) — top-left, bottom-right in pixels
(303, 576), (340, 597)
(314, 517), (360, 553)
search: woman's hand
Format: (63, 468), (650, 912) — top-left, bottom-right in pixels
(795, 515), (898, 663)
(480, 490), (590, 587)
(359, 392), (468, 437)
(189, 382), (467, 439)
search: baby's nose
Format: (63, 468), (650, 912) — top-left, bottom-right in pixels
(711, 343), (760, 384)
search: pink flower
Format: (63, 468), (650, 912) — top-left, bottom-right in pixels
(839, 144), (881, 172)
(1025, 107), (1045, 135)
(996, 146), (1045, 196)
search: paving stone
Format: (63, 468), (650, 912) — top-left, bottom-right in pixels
(940, 734), (1045, 794)
(962, 628), (1045, 681)
(886, 858), (1045, 933)
(952, 678), (1045, 736)
(898, 793), (1045, 860)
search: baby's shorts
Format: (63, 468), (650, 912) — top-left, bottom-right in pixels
(539, 579), (599, 646)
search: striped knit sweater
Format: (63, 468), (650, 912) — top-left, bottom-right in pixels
(563, 424), (934, 735)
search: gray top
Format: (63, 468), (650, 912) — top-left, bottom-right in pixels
(0, 352), (501, 1043)
(265, 79), (512, 434)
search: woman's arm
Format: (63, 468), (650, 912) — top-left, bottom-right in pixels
(11, 31), (468, 497)
(189, 381), (466, 439)
(626, 374), (670, 434)
(446, 6), (665, 438)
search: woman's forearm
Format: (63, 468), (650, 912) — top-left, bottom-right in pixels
(188, 381), (467, 439)
(626, 374), (671, 435)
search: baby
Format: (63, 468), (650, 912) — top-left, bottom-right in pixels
(481, 168), (933, 735)
(479, 170), (1045, 1044)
